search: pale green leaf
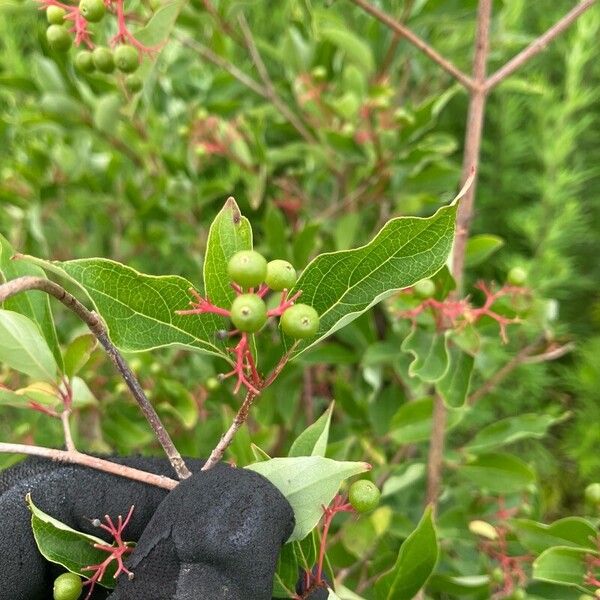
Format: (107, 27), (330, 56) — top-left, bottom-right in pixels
(289, 401), (335, 457)
(0, 235), (62, 369)
(533, 546), (593, 592)
(460, 452), (536, 493)
(512, 517), (597, 555)
(436, 343), (474, 408)
(402, 329), (450, 382)
(246, 456), (370, 541)
(465, 234), (504, 267)
(375, 506), (439, 600)
(286, 201), (460, 359)
(0, 309), (58, 382)
(71, 376), (98, 408)
(63, 333), (97, 378)
(465, 413), (568, 453)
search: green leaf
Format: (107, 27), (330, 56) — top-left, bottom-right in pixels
(272, 542), (299, 598)
(203, 197), (253, 312)
(27, 257), (229, 360)
(465, 234), (504, 267)
(0, 383), (58, 408)
(250, 443), (271, 462)
(460, 452), (536, 494)
(93, 94), (122, 133)
(389, 398), (465, 444)
(136, 0), (186, 47)
(465, 413), (568, 453)
(402, 329), (450, 382)
(533, 546), (593, 592)
(0, 235), (62, 369)
(0, 310), (58, 382)
(289, 402), (334, 457)
(286, 201), (460, 359)
(436, 343), (474, 408)
(320, 25), (375, 74)
(512, 517), (597, 555)
(63, 333), (97, 378)
(246, 456), (370, 542)
(71, 376), (98, 408)
(27, 494), (126, 587)
(375, 506), (439, 600)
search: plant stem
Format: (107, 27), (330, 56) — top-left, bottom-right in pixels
(349, 0), (475, 90)
(0, 275), (191, 480)
(0, 443), (177, 489)
(485, 0), (599, 91)
(61, 410), (76, 452)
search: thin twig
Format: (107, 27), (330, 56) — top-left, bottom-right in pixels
(0, 275), (191, 480)
(485, 0), (599, 90)
(61, 410), (76, 452)
(0, 443), (177, 490)
(349, 0), (475, 90)
(237, 13), (317, 145)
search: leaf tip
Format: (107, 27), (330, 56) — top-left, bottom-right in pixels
(224, 196), (242, 225)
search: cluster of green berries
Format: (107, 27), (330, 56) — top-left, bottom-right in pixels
(227, 250), (320, 339)
(44, 4), (143, 93)
(53, 572), (82, 600)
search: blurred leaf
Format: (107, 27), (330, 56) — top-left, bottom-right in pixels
(512, 517), (597, 555)
(436, 343), (473, 407)
(460, 452), (536, 493)
(465, 413), (568, 453)
(0, 309), (57, 382)
(375, 506), (439, 599)
(319, 25), (375, 74)
(402, 329), (449, 382)
(246, 456), (370, 541)
(71, 376), (98, 408)
(289, 401), (334, 457)
(136, 0), (186, 46)
(465, 234), (504, 267)
(532, 546), (592, 592)
(63, 333), (97, 379)
(93, 94), (122, 133)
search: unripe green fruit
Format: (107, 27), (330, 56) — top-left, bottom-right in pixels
(509, 590), (526, 600)
(507, 266), (527, 286)
(75, 50), (95, 73)
(79, 0), (105, 22)
(265, 260), (296, 291)
(227, 250), (267, 289)
(585, 483), (600, 505)
(114, 44), (139, 73)
(348, 480), (381, 514)
(53, 572), (83, 600)
(230, 294), (268, 333)
(124, 74), (143, 93)
(92, 47), (115, 73)
(413, 278), (436, 299)
(280, 304), (319, 339)
(491, 567), (504, 584)
(46, 25), (72, 52)
(205, 377), (220, 392)
(46, 6), (66, 24)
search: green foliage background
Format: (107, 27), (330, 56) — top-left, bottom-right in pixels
(1, 0), (600, 597)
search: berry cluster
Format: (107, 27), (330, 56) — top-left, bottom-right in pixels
(177, 251), (320, 395)
(41, 0), (152, 93)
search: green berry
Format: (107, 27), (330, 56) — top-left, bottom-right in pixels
(92, 47), (115, 73)
(585, 483), (600, 505)
(205, 377), (220, 392)
(265, 260), (297, 291)
(114, 44), (139, 73)
(509, 590), (526, 600)
(79, 0), (105, 22)
(53, 572), (83, 600)
(348, 480), (381, 514)
(280, 304), (319, 339)
(227, 250), (267, 289)
(413, 278), (436, 299)
(75, 50), (95, 73)
(491, 567), (504, 584)
(46, 6), (66, 24)
(124, 74), (143, 93)
(507, 266), (527, 286)
(46, 25), (72, 52)
(230, 294), (268, 333)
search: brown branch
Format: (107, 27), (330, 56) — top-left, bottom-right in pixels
(0, 275), (191, 481)
(0, 443), (177, 490)
(485, 0), (599, 90)
(349, 0), (475, 90)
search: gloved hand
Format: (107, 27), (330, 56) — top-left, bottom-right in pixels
(0, 456), (294, 600)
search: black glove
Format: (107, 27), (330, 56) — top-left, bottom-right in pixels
(0, 457), (294, 600)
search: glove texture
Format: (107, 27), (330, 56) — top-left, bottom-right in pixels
(0, 456), (294, 600)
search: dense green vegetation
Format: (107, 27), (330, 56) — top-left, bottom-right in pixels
(1, 0), (600, 598)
